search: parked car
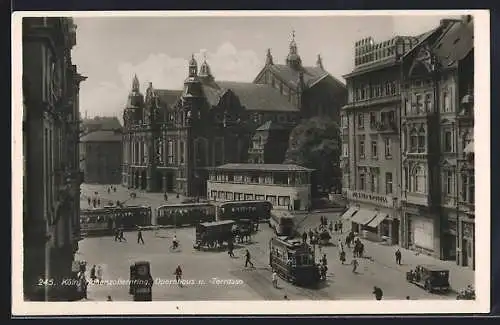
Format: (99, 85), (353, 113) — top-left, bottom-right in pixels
(405, 264), (450, 293)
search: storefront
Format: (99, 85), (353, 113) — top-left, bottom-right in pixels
(344, 190), (400, 245)
(459, 218), (475, 269)
(407, 213), (434, 253)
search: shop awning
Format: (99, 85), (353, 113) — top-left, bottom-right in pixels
(351, 208), (377, 225)
(366, 211), (389, 228)
(464, 140), (474, 154)
(341, 206), (359, 220)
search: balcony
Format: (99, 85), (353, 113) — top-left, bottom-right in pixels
(374, 121), (398, 133)
(404, 192), (429, 207)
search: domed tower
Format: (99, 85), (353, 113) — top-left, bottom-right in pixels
(181, 54), (205, 125)
(199, 54), (215, 83)
(123, 74), (144, 128)
(286, 30), (302, 70)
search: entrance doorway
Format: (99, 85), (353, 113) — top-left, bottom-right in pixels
(155, 171), (163, 192)
(134, 171), (139, 189)
(293, 199), (301, 210)
(391, 219), (400, 245)
(166, 172), (174, 192)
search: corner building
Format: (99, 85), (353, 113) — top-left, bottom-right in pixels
(122, 35), (347, 197)
(23, 17), (86, 300)
(400, 16), (474, 267)
(341, 35), (420, 245)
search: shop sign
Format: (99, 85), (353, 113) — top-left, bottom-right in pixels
(346, 190), (394, 208)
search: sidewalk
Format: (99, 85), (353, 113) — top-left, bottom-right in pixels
(338, 220), (474, 291)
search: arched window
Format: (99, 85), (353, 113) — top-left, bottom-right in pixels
(410, 128), (418, 153)
(412, 166), (426, 193)
(418, 126), (426, 153)
(402, 127), (407, 152)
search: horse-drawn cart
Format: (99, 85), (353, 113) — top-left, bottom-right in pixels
(193, 220), (235, 250)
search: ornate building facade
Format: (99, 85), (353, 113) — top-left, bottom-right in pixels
(121, 35), (347, 197)
(400, 16), (474, 268)
(23, 17), (86, 300)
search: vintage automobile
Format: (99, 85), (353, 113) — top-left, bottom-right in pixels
(233, 218), (255, 243)
(318, 230), (332, 245)
(193, 220), (235, 250)
(129, 261), (153, 301)
(405, 264), (450, 293)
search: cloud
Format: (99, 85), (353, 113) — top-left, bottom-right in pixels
(79, 42), (262, 121)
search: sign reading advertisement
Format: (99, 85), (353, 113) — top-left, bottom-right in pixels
(346, 190), (394, 208)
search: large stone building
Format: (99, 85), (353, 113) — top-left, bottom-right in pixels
(121, 35), (347, 197)
(400, 16), (474, 268)
(23, 17), (86, 300)
(341, 16), (475, 268)
(341, 34), (421, 245)
(80, 129), (123, 184)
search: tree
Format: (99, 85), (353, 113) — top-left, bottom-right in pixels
(284, 117), (342, 197)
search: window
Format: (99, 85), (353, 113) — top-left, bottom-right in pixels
(371, 140), (378, 158)
(413, 166), (426, 193)
(461, 174), (475, 204)
(410, 129), (418, 153)
(385, 82), (390, 96)
(404, 97), (410, 115)
(361, 87), (365, 99)
(359, 170), (366, 191)
(424, 93), (432, 112)
(179, 141), (185, 164)
(404, 167), (409, 190)
(341, 114), (348, 128)
(415, 94), (422, 113)
(390, 81), (396, 95)
(443, 91), (450, 112)
(385, 172), (393, 194)
(342, 143), (349, 157)
(369, 112), (377, 128)
(385, 138), (392, 157)
(357, 113), (364, 129)
(418, 127), (426, 153)
(370, 172), (378, 192)
(278, 196), (291, 207)
(167, 140), (174, 164)
(444, 131), (452, 152)
(387, 111), (395, 124)
(266, 195), (277, 205)
(374, 84), (380, 97)
(359, 140), (365, 158)
(445, 171), (453, 195)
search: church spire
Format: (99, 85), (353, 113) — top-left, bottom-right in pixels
(132, 74), (140, 92)
(265, 48), (274, 65)
(286, 30), (302, 70)
(188, 54), (198, 77)
(316, 54), (324, 70)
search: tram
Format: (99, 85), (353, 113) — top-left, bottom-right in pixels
(269, 236), (320, 286)
(269, 211), (296, 237)
(80, 205), (152, 236)
(156, 203), (216, 227)
(216, 200), (273, 225)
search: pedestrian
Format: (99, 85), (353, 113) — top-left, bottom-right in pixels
(174, 265), (182, 283)
(359, 243), (365, 258)
(373, 286), (383, 300)
(406, 296), (410, 300)
(272, 271), (278, 288)
(328, 221), (333, 233)
(107, 295), (113, 301)
(164, 193), (168, 201)
(87, 197), (91, 206)
(339, 221), (343, 234)
(137, 229), (144, 244)
(119, 229), (127, 242)
(113, 186), (116, 192)
(308, 229), (313, 241)
(114, 228), (120, 242)
(337, 237), (343, 250)
(97, 198), (101, 207)
(283, 295), (289, 300)
(352, 258), (359, 273)
(92, 198), (97, 208)
(321, 254), (327, 266)
(345, 236), (350, 249)
(96, 265), (103, 283)
(80, 272), (88, 300)
(302, 231), (307, 243)
(108, 187), (111, 194)
(340, 250), (346, 265)
(244, 249), (254, 268)
(228, 240), (235, 258)
(90, 265), (96, 283)
(395, 249), (402, 265)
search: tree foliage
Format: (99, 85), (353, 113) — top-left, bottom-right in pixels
(284, 116), (342, 194)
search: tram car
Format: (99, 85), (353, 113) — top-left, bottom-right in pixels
(80, 205), (152, 236)
(193, 220), (235, 250)
(216, 200), (272, 229)
(269, 236), (321, 286)
(156, 203), (216, 227)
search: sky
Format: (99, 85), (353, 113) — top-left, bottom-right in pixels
(71, 13), (459, 121)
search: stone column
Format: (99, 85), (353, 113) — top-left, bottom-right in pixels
(146, 169), (153, 192)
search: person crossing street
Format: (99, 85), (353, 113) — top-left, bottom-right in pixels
(245, 249), (254, 268)
(137, 229), (145, 244)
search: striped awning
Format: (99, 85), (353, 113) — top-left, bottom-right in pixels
(341, 206), (359, 220)
(366, 212), (388, 228)
(464, 140), (474, 154)
(351, 209), (377, 225)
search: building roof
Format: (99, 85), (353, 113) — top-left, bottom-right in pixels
(255, 120), (288, 131)
(433, 19), (473, 67)
(156, 89), (182, 108)
(218, 81), (298, 112)
(82, 117), (122, 131)
(214, 163), (313, 172)
(80, 130), (122, 142)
